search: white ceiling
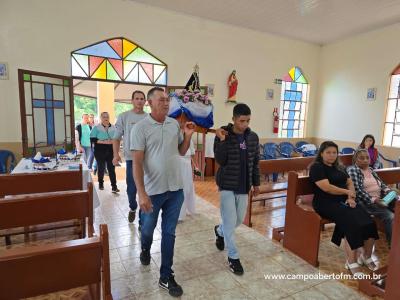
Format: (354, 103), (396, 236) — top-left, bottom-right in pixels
(73, 80), (154, 102)
(131, 0), (400, 45)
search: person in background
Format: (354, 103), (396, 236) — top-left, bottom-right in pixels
(89, 114), (95, 127)
(213, 103), (260, 276)
(75, 114), (92, 166)
(178, 126), (197, 222)
(90, 112), (119, 193)
(347, 149), (395, 248)
(113, 91), (148, 224)
(89, 113), (98, 174)
(358, 134), (381, 169)
(309, 141), (379, 275)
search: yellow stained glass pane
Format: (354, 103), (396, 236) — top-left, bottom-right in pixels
(123, 39), (137, 58)
(92, 60), (107, 79)
(289, 67), (295, 80)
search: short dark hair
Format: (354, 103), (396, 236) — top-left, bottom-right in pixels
(233, 103), (251, 118)
(147, 87), (165, 100)
(132, 90), (145, 100)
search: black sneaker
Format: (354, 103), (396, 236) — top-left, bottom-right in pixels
(140, 249), (151, 265)
(159, 275), (183, 297)
(99, 183), (104, 190)
(128, 210), (136, 223)
(228, 257), (244, 275)
(112, 186), (120, 193)
(214, 225), (224, 251)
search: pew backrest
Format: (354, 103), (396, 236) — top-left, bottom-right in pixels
(287, 167), (400, 207)
(259, 154), (353, 175)
(0, 165), (83, 198)
(0, 185), (92, 230)
(0, 224), (111, 300)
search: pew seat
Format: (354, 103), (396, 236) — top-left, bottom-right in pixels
(273, 168), (400, 267)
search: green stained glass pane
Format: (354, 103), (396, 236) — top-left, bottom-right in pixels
(296, 74), (308, 84)
(63, 79), (70, 86)
(24, 73), (31, 81)
(106, 61), (121, 81)
(125, 47), (162, 64)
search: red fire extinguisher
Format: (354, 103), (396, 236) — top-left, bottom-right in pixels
(273, 108), (279, 134)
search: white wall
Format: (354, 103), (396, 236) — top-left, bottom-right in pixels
(315, 23), (400, 145)
(0, 0), (321, 143)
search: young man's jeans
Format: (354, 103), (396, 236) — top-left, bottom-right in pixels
(126, 160), (142, 223)
(82, 146), (93, 168)
(141, 189), (184, 279)
(217, 190), (248, 259)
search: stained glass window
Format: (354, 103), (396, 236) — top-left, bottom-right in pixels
(71, 37), (167, 86)
(383, 65), (400, 146)
(279, 67), (309, 138)
(19, 70), (73, 156)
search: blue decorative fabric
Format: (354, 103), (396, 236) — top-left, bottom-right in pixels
(57, 148), (67, 154)
(168, 93), (214, 128)
(31, 157), (51, 163)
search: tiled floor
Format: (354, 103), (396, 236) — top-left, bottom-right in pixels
(93, 181), (369, 299)
(1, 175), (382, 299)
(194, 176), (389, 297)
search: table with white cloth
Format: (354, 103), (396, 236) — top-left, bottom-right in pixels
(12, 158), (100, 211)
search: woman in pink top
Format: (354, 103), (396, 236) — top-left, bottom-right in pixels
(347, 149), (395, 253)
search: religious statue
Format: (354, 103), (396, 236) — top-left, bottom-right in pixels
(185, 64), (200, 92)
(227, 70), (238, 101)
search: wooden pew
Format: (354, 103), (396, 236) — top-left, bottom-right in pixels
(274, 167), (400, 267)
(359, 201), (400, 299)
(243, 154), (353, 227)
(0, 166), (84, 245)
(0, 165), (83, 197)
(0, 224), (112, 300)
(0, 183), (94, 244)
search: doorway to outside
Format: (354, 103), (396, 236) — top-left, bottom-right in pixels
(73, 80), (152, 127)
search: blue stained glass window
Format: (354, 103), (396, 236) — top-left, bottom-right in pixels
(46, 108), (55, 145)
(75, 42), (120, 59)
(45, 84), (52, 100)
(53, 101), (65, 108)
(295, 68), (301, 80)
(279, 67), (309, 138)
(46, 101), (53, 108)
(33, 100), (45, 108)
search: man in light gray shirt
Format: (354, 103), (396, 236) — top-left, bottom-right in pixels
(113, 90), (147, 223)
(131, 87), (195, 298)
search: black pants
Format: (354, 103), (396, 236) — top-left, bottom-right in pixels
(94, 147), (117, 188)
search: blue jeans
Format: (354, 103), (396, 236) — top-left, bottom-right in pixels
(217, 190), (248, 259)
(126, 160), (138, 210)
(126, 160), (142, 225)
(82, 146), (92, 167)
(141, 190), (184, 279)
